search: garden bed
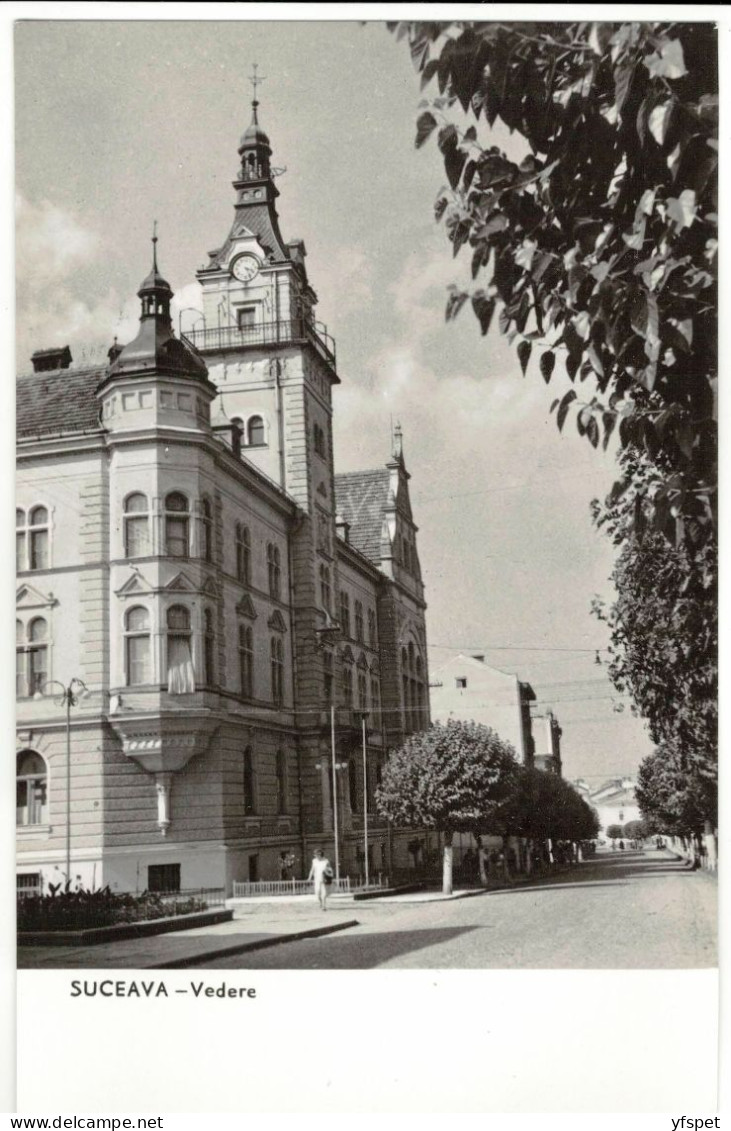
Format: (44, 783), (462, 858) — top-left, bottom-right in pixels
(18, 908), (233, 947)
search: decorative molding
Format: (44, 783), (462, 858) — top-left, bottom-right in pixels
(115, 571), (152, 598)
(165, 571), (196, 593)
(267, 609), (288, 633)
(236, 594), (258, 620)
(16, 583), (58, 611)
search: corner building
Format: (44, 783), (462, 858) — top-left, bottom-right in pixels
(16, 101), (429, 896)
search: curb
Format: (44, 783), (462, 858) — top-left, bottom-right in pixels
(150, 918), (361, 969)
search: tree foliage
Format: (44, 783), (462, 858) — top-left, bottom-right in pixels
(499, 766), (599, 842)
(592, 450), (717, 828)
(635, 740), (716, 838)
(390, 20), (717, 546)
(376, 719), (519, 838)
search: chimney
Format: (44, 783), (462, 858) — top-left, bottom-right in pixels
(107, 337), (123, 364)
(336, 513), (350, 543)
(472, 654), (485, 663)
(31, 345), (72, 372)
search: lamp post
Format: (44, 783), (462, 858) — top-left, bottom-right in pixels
(356, 710), (370, 887)
(36, 678), (89, 883)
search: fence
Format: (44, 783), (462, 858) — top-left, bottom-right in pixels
(232, 877), (353, 898)
(149, 887), (227, 907)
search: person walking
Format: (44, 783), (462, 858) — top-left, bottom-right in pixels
(308, 848), (333, 910)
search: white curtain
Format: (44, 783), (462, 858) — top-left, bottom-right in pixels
(167, 635), (195, 693)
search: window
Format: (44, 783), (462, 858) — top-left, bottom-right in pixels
(16, 750), (48, 827)
(243, 747), (256, 815)
(16, 506), (49, 571)
(16, 617), (48, 698)
(166, 605), (195, 693)
(237, 307), (257, 332)
(164, 492), (190, 558)
(267, 543), (281, 599)
(340, 591), (350, 637)
(125, 606), (151, 685)
(343, 665), (353, 708)
(313, 422), (326, 458)
(270, 636), (284, 704)
(238, 624), (253, 697)
(368, 608), (377, 647)
(201, 497), (213, 562)
(319, 564), (331, 613)
(354, 601), (364, 642)
(236, 524), (251, 585)
(147, 863), (180, 893)
(248, 415), (266, 447)
(357, 671), (367, 710)
(276, 749), (287, 815)
(370, 676), (380, 719)
(323, 650), (333, 704)
(456, 677), (467, 689)
(124, 493), (150, 557)
(203, 608), (215, 685)
(349, 759), (359, 812)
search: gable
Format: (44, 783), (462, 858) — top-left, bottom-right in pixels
(16, 583), (57, 610)
(235, 594), (257, 619)
(267, 609), (288, 633)
(165, 571), (196, 593)
(115, 572), (152, 598)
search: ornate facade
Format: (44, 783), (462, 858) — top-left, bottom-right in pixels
(16, 100), (429, 896)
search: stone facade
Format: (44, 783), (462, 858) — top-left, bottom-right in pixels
(16, 101), (429, 896)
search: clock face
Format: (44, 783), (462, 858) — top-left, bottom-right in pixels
(232, 254), (259, 283)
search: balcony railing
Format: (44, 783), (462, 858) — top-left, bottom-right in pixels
(182, 316), (336, 368)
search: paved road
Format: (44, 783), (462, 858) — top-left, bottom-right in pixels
(203, 850), (717, 969)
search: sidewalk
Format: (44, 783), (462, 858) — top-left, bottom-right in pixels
(17, 899), (360, 970)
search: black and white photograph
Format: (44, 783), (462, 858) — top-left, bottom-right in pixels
(9, 7), (721, 1117)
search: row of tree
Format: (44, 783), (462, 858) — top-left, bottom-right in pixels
(389, 20), (718, 850)
(376, 720), (598, 893)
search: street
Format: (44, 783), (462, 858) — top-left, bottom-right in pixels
(202, 849), (717, 969)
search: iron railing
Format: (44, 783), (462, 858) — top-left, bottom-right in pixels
(147, 886), (226, 907)
(182, 317), (336, 367)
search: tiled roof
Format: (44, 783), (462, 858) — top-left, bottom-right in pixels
(17, 367), (104, 438)
(334, 468), (390, 564)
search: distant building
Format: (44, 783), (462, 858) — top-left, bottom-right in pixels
(429, 653), (536, 766)
(532, 710), (562, 776)
(571, 778), (640, 838)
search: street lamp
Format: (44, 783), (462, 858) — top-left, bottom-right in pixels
(35, 678), (89, 883)
(355, 710), (370, 888)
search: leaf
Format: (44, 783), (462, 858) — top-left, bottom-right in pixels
(539, 350), (555, 383)
(445, 286), (468, 322)
(515, 239), (537, 271)
(614, 60), (635, 113)
(557, 390), (577, 432)
(415, 110), (438, 148)
(666, 190), (697, 231)
(644, 39), (687, 81)
(649, 100), (674, 146)
(517, 340), (532, 376)
(471, 293), (496, 336)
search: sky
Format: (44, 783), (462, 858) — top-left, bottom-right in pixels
(13, 16), (659, 785)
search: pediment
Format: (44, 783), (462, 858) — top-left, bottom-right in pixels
(115, 572), (152, 598)
(267, 609), (288, 633)
(16, 583), (57, 610)
(356, 651), (368, 670)
(340, 644), (354, 663)
(236, 594), (257, 620)
(165, 571), (196, 593)
(202, 576), (219, 598)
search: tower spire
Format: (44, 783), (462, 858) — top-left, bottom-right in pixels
(152, 219), (158, 272)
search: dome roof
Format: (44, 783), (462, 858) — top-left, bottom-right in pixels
(238, 102), (270, 153)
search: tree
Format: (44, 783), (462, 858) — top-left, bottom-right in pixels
(390, 20), (717, 547)
(376, 720), (518, 893)
(606, 823), (624, 841)
(499, 766), (598, 867)
(635, 740), (716, 845)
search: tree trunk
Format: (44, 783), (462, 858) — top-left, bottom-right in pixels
(704, 818), (717, 871)
(525, 838), (533, 876)
(442, 830), (454, 895)
(476, 834), (489, 886)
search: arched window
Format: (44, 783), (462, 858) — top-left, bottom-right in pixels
(340, 591), (350, 637)
(125, 606), (151, 686)
(415, 655), (425, 728)
(323, 650), (333, 704)
(248, 415), (266, 447)
(16, 507), (50, 571)
(124, 493), (150, 558)
(319, 564), (331, 613)
(276, 749), (287, 815)
(238, 624), (253, 697)
(402, 646), (411, 733)
(200, 497), (213, 563)
(243, 747), (256, 815)
(267, 543), (281, 600)
(357, 671), (367, 710)
(236, 524), (251, 585)
(349, 758), (359, 813)
(343, 665), (353, 708)
(203, 608), (215, 685)
(164, 492), (190, 559)
(16, 617), (48, 698)
(270, 636), (284, 704)
(368, 608), (377, 647)
(354, 601), (364, 642)
(370, 675), (381, 718)
(166, 605), (195, 693)
(16, 750), (48, 827)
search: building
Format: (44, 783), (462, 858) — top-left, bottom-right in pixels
(429, 653), (537, 766)
(531, 711), (562, 776)
(584, 779), (641, 839)
(15, 97), (429, 897)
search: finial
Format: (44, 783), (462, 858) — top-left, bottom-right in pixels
(249, 63), (266, 119)
(393, 420), (403, 460)
(152, 220), (158, 271)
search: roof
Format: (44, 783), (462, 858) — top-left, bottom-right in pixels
(17, 366), (104, 438)
(334, 468), (390, 564)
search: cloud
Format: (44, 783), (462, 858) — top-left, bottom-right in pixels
(16, 193), (100, 288)
(311, 244), (374, 322)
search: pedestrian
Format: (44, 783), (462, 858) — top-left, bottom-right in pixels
(619, 839), (625, 851)
(308, 848), (333, 910)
